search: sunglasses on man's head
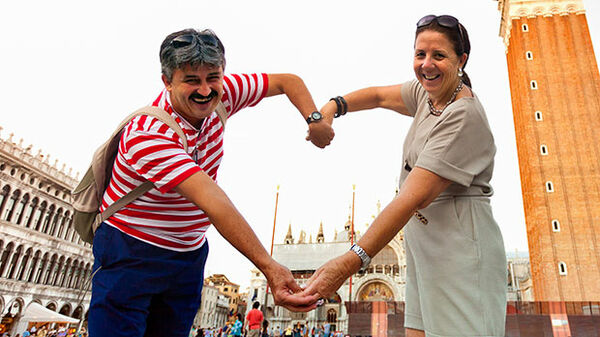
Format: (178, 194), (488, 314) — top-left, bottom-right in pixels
(171, 33), (221, 51)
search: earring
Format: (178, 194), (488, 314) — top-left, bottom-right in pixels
(458, 68), (464, 77)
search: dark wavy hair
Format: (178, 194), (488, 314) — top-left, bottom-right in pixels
(416, 20), (472, 88)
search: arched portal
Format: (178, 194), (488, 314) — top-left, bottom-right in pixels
(358, 281), (395, 301)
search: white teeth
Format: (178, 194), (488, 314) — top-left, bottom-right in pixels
(192, 97), (211, 104)
(423, 74), (440, 80)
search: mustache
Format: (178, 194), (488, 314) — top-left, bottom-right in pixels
(190, 90), (218, 101)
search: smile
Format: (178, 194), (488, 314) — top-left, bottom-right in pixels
(190, 91), (217, 105)
(191, 96), (213, 104)
(423, 74), (440, 81)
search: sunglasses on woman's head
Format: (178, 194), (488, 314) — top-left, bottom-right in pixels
(417, 15), (460, 29)
(416, 15), (466, 52)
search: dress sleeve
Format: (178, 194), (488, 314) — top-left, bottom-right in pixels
(400, 79), (427, 117)
(414, 100), (495, 187)
(120, 115), (201, 193)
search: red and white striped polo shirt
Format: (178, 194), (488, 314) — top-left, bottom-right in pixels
(100, 73), (269, 251)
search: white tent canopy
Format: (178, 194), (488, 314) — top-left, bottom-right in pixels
(20, 303), (79, 323)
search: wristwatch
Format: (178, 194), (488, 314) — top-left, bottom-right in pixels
(350, 243), (371, 272)
(306, 111), (323, 124)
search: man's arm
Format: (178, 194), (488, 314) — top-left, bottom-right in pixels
(174, 171), (318, 311)
(266, 73), (334, 148)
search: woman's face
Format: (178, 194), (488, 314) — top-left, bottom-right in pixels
(413, 30), (466, 102)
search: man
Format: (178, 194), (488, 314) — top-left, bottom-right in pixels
(244, 302), (263, 337)
(88, 28), (330, 337)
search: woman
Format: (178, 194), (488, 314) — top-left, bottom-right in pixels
(303, 15), (507, 337)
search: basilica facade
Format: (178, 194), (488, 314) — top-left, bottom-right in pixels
(0, 129), (93, 334)
(245, 217), (406, 333)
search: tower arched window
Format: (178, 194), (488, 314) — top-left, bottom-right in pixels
(530, 80), (538, 90)
(546, 181), (555, 193)
(535, 111), (543, 121)
(552, 220), (560, 232)
(522, 24), (529, 32)
(526, 51), (533, 60)
(540, 145), (548, 156)
(558, 262), (567, 275)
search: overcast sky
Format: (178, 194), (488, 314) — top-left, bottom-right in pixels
(1, 0), (598, 290)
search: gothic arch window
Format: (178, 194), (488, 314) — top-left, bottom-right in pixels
(41, 204), (56, 234)
(49, 208), (63, 236)
(24, 197), (39, 228)
(26, 250), (41, 282)
(0, 242), (15, 277)
(59, 258), (72, 287)
(33, 200), (47, 231)
(43, 254), (58, 285)
(3, 189), (21, 222)
(66, 259), (78, 288)
(17, 248), (32, 281)
(0, 185), (11, 217)
(57, 210), (69, 239)
(35, 252), (49, 284)
(51, 256), (65, 286)
(14, 193), (30, 225)
(46, 302), (57, 311)
(6, 245), (23, 279)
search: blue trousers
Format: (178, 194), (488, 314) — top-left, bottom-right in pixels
(88, 223), (208, 337)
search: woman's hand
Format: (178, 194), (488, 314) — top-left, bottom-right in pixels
(263, 260), (320, 312)
(301, 251), (361, 299)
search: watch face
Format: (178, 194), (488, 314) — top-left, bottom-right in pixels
(311, 111), (322, 120)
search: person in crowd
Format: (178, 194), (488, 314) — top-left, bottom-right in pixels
(302, 14), (507, 337)
(244, 302), (263, 337)
(87, 28), (327, 337)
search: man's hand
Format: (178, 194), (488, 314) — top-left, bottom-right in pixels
(306, 121), (334, 148)
(300, 251), (360, 299)
(263, 260), (320, 312)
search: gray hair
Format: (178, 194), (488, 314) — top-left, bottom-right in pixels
(160, 28), (226, 81)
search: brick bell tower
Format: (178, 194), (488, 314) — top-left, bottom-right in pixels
(496, 0), (600, 301)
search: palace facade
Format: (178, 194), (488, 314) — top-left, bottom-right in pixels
(0, 129), (93, 334)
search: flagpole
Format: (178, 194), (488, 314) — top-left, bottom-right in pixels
(349, 184), (356, 302)
(263, 185), (280, 313)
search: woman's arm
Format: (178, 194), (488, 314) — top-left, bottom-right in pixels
(301, 167), (451, 298)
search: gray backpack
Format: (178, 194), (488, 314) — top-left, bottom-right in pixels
(71, 104), (226, 244)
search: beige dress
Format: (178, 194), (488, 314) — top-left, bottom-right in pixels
(400, 80), (507, 337)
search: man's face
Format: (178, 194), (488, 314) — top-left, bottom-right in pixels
(162, 63), (224, 128)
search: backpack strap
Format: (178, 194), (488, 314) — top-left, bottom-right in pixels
(93, 106), (188, 227)
(94, 103), (228, 228)
(215, 101), (228, 129)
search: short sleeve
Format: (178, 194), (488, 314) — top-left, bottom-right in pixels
(120, 115), (201, 193)
(400, 79), (427, 117)
(223, 73), (269, 117)
(414, 101), (495, 187)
